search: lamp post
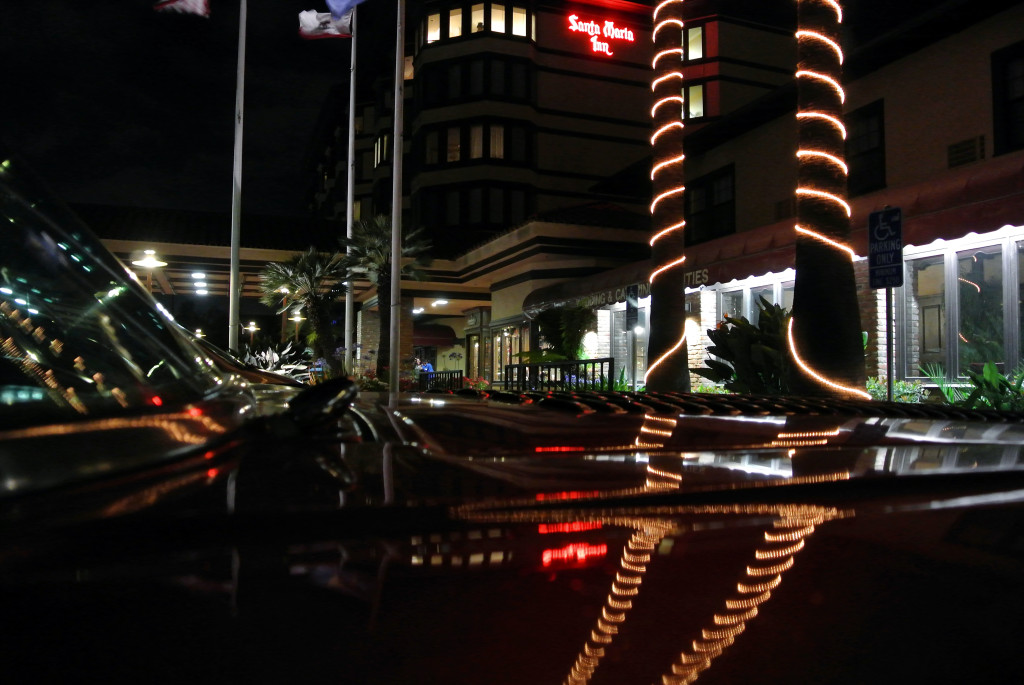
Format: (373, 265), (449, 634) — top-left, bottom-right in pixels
(131, 249), (167, 292)
(289, 311), (305, 344)
(278, 287), (290, 342)
(244, 320), (259, 346)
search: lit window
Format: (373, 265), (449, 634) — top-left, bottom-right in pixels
(512, 7), (527, 37)
(687, 26), (703, 60)
(374, 133), (390, 167)
(426, 13), (440, 43)
(687, 84), (705, 119)
(449, 8), (462, 38)
(470, 124), (484, 158)
(491, 4), (505, 33)
(471, 3), (484, 32)
(490, 124), (504, 159)
(446, 127), (461, 162)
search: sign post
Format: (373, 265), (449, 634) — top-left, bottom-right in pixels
(868, 207), (903, 402)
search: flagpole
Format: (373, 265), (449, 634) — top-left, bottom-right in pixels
(228, 0), (247, 352)
(344, 9), (357, 375)
(388, 0), (404, 405)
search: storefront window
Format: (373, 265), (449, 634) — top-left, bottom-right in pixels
(750, 285), (774, 325)
(467, 334), (480, 380)
(905, 255), (946, 376)
(1018, 240), (1024, 368)
(490, 324), (524, 385)
(721, 290), (743, 320)
(957, 245), (1004, 375)
(781, 282), (795, 311)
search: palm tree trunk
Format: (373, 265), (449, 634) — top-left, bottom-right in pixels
(307, 305), (341, 379)
(790, 0), (865, 397)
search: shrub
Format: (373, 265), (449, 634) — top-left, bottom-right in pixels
(865, 377), (927, 403)
(692, 296), (791, 395)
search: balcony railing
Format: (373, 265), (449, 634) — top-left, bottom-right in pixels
(503, 358), (615, 392)
(417, 370), (465, 392)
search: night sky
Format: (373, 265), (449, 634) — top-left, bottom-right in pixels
(1, 0), (393, 217)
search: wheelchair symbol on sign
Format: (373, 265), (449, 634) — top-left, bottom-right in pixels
(873, 210), (900, 242)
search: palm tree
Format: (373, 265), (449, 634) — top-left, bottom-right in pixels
(259, 247), (347, 379)
(337, 215), (431, 381)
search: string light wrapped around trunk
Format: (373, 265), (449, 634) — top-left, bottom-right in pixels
(646, 0), (690, 391)
(790, 0), (869, 399)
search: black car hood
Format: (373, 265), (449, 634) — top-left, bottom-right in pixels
(4, 390), (1024, 684)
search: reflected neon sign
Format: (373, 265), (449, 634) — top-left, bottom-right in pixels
(567, 13), (635, 56)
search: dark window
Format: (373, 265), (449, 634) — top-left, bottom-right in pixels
(445, 189), (461, 226)
(846, 99), (886, 196)
(685, 165), (735, 246)
(447, 63), (462, 100)
(507, 124), (528, 162)
(509, 189), (526, 224)
(424, 131), (439, 165)
(469, 187), (483, 223)
(994, 41), (1024, 155)
(490, 61), (506, 95)
(510, 62), (528, 99)
(489, 187), (504, 223)
(470, 59), (485, 95)
(421, 67), (443, 107)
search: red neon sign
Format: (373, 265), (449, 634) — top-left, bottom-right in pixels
(542, 542), (608, 567)
(566, 13), (635, 57)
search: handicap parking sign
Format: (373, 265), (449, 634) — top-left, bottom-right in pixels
(869, 207), (903, 289)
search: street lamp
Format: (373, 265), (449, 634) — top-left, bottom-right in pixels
(244, 320), (259, 346)
(288, 311), (305, 343)
(131, 249), (167, 292)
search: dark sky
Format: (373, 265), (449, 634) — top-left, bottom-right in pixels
(1, 0), (388, 217)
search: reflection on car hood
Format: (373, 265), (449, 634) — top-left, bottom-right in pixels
(4, 389), (1024, 684)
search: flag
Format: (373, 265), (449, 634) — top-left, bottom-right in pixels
(325, 0), (367, 22)
(298, 9), (352, 39)
(153, 0), (210, 17)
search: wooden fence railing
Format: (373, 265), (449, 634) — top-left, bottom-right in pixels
(503, 358), (615, 392)
(417, 369), (465, 392)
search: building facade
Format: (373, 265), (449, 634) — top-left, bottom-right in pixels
(306, 0), (1024, 390)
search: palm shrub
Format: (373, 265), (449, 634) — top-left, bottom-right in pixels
(692, 296), (791, 395)
(533, 306), (597, 360)
(337, 215), (431, 381)
(259, 247), (347, 378)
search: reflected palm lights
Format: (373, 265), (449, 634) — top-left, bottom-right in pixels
(455, 462), (851, 685)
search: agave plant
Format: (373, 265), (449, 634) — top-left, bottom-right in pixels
(692, 296), (792, 395)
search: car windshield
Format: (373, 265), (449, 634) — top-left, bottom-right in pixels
(0, 154), (222, 429)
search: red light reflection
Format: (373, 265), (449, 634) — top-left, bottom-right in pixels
(536, 491), (600, 501)
(542, 542), (608, 567)
(538, 521), (603, 534)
